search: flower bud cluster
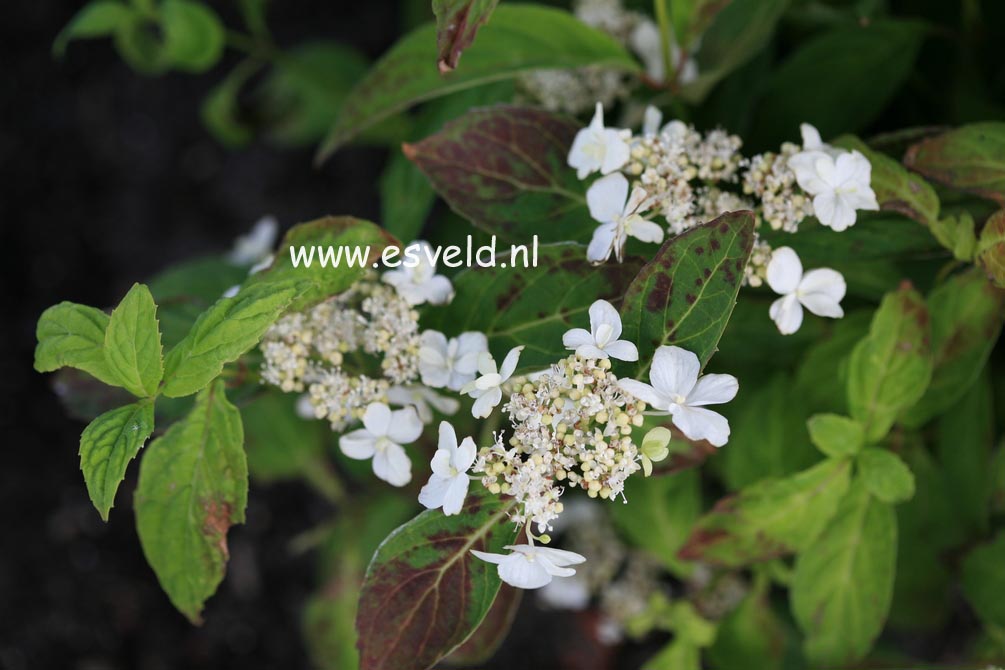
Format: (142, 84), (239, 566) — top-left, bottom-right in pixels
(742, 143), (814, 233)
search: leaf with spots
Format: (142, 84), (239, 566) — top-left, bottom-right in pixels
(904, 122), (1005, 206)
(620, 210), (755, 373)
(134, 380), (247, 623)
(422, 243), (642, 368)
(355, 491), (518, 670)
(79, 400), (155, 521)
(433, 0), (499, 73)
(405, 105), (591, 243)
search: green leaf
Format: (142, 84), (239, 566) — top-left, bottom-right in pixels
(680, 0), (788, 103)
(833, 135), (940, 227)
(53, 0), (134, 57)
(201, 61), (259, 147)
(355, 492), (518, 670)
(405, 104), (589, 243)
(750, 20), (926, 148)
(35, 302), (119, 387)
(976, 209), (1005, 287)
(318, 4), (640, 158)
(444, 585), (521, 666)
(112, 13), (169, 74)
(609, 470), (701, 577)
(793, 311), (872, 415)
(678, 459), (851, 568)
(245, 215), (398, 312)
(662, 0), (732, 51)
(620, 211), (755, 372)
(432, 0), (499, 72)
(160, 0), (225, 73)
(846, 284), (932, 443)
(791, 481), (897, 665)
(962, 532), (1005, 628)
(759, 214), (944, 264)
(707, 585), (787, 670)
(103, 283), (163, 398)
(902, 268), (1005, 426)
(807, 414), (864, 458)
(79, 401), (155, 520)
(242, 392), (329, 484)
(161, 281), (299, 398)
(905, 122), (1005, 206)
(423, 243), (641, 368)
(134, 380), (247, 623)
(857, 447), (915, 504)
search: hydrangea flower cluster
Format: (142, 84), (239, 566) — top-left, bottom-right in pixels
(568, 105), (879, 335)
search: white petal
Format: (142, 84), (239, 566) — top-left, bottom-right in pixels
(470, 549), (508, 565)
(475, 351), (497, 377)
(800, 123), (823, 149)
(361, 402), (392, 437)
(788, 150), (831, 194)
(441, 474), (470, 516)
(471, 387), (502, 418)
(339, 429), (376, 460)
(499, 346), (524, 380)
(587, 222), (617, 263)
(650, 345), (700, 397)
(496, 554), (553, 589)
(567, 130), (595, 178)
(418, 473), (450, 510)
(455, 436), (477, 472)
(420, 329), (448, 354)
(422, 275), (454, 305)
(686, 373), (738, 406)
(766, 247), (803, 295)
(618, 379), (670, 411)
(643, 105), (663, 136)
(563, 327), (594, 350)
(438, 420), (458, 453)
(600, 130), (630, 175)
(455, 332), (488, 361)
(671, 404), (731, 447)
(372, 442), (412, 486)
(536, 547), (587, 567)
(537, 555), (577, 578)
(602, 339), (638, 362)
(814, 192), (856, 231)
(422, 388), (460, 416)
(589, 299), (623, 341)
(587, 173), (629, 224)
(769, 293), (804, 335)
(575, 344), (608, 359)
(628, 218), (664, 244)
(799, 268), (845, 304)
(387, 407), (423, 444)
(429, 449), (453, 478)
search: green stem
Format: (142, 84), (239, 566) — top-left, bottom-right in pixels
(653, 0), (675, 87)
(302, 456), (347, 505)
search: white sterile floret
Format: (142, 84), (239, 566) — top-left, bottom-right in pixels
(471, 544), (587, 590)
(461, 346), (524, 418)
(568, 102), (632, 179)
(788, 147), (879, 232)
(228, 215), (278, 266)
(418, 421), (476, 515)
(619, 345), (738, 447)
(417, 330), (488, 391)
(338, 402), (421, 487)
(766, 247), (846, 335)
(562, 299), (638, 361)
(586, 173), (663, 263)
(386, 384), (459, 424)
(381, 241), (454, 306)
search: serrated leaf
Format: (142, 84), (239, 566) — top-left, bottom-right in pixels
(433, 0), (499, 73)
(405, 105), (589, 243)
(356, 492), (518, 670)
(791, 481), (897, 665)
(134, 380), (247, 623)
(35, 302), (119, 387)
(976, 209), (1005, 287)
(319, 4), (640, 158)
(857, 447), (915, 504)
(807, 414), (864, 459)
(53, 0), (134, 57)
(846, 284), (932, 443)
(161, 281), (299, 398)
(245, 215), (398, 312)
(902, 268), (1004, 426)
(104, 283), (163, 398)
(678, 458), (851, 568)
(620, 211), (755, 373)
(423, 243), (640, 367)
(79, 401), (155, 520)
(905, 122), (1005, 206)
(161, 0), (225, 73)
(962, 532), (1005, 628)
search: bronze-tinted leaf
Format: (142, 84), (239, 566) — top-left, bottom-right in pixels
(904, 122), (1005, 206)
(433, 0), (499, 73)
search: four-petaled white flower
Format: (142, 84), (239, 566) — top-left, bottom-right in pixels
(766, 246), (846, 335)
(418, 330), (488, 391)
(418, 421), (476, 515)
(471, 544), (587, 590)
(382, 241), (454, 306)
(586, 173), (664, 263)
(460, 346), (524, 418)
(619, 345), (738, 447)
(338, 403), (421, 487)
(788, 147), (878, 232)
(562, 299), (638, 361)
(386, 384), (459, 424)
(567, 103), (631, 179)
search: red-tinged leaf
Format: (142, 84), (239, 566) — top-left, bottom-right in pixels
(620, 211), (756, 374)
(977, 209), (1005, 288)
(405, 105), (591, 243)
(433, 0), (499, 73)
(678, 459), (851, 568)
(444, 584), (521, 666)
(356, 492), (518, 670)
(904, 122), (1005, 206)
